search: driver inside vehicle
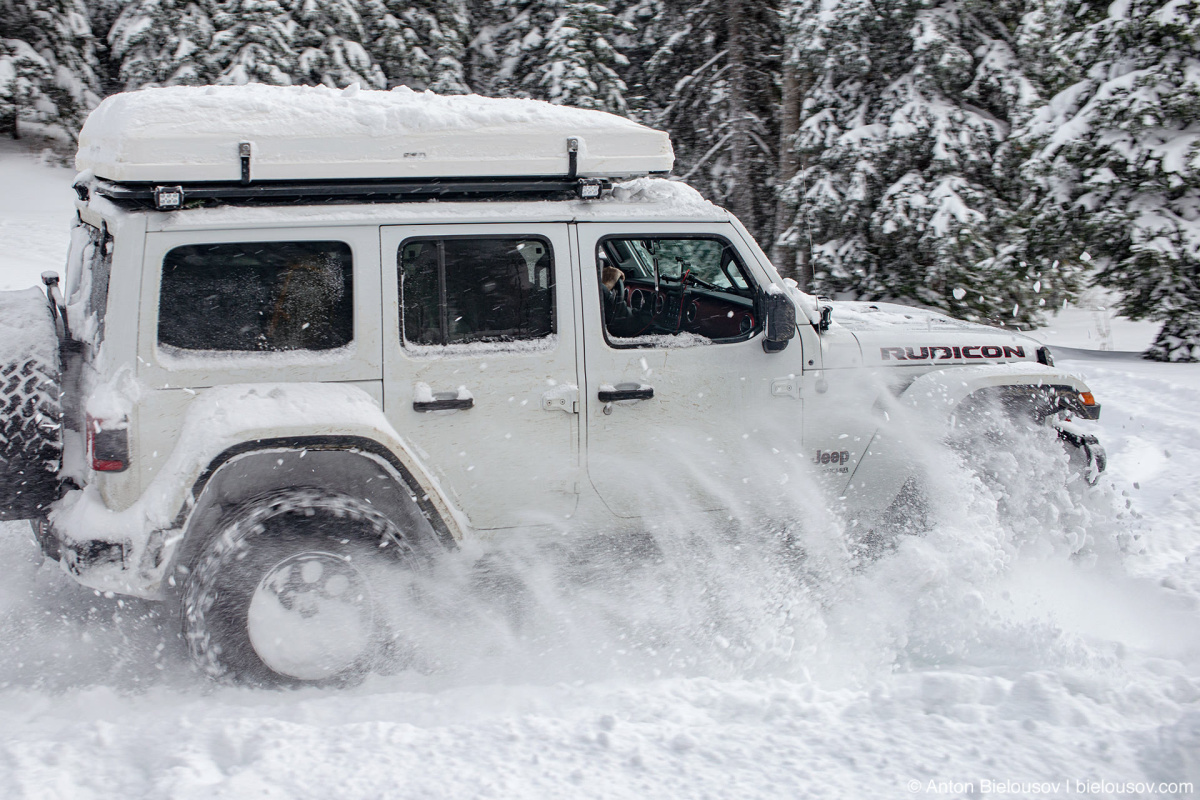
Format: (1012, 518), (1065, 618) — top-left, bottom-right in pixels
(600, 263), (654, 338)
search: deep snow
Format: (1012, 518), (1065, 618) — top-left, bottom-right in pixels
(0, 143), (1197, 799)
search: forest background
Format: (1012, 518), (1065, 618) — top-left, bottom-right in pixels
(1, 0), (1197, 359)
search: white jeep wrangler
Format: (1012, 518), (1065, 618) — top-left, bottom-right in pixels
(0, 85), (1104, 685)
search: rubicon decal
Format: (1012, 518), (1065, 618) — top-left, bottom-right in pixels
(879, 345), (1026, 361)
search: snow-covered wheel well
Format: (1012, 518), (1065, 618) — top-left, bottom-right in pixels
(896, 364), (1097, 426)
(953, 384), (1100, 426)
(168, 436), (455, 590)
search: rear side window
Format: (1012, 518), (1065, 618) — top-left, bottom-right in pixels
(159, 241), (353, 352)
(400, 237), (554, 346)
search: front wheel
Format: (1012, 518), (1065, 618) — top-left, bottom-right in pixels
(182, 489), (421, 686)
(1055, 423), (1107, 486)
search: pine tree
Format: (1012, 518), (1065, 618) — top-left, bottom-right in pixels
(209, 0), (296, 85)
(783, 0), (1078, 326)
(477, 0), (631, 113)
(608, 0), (665, 113)
(87, 0), (131, 95)
(472, 0), (561, 98)
(641, 0), (781, 242)
(362, 0), (470, 93)
(1018, 0), (1200, 361)
(109, 0), (217, 89)
(294, 0), (385, 88)
(0, 0), (101, 140)
(0, 39), (52, 138)
(534, 1), (631, 112)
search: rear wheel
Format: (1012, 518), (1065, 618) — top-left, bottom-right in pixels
(182, 489), (423, 686)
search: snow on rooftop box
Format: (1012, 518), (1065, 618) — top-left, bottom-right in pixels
(75, 84), (674, 184)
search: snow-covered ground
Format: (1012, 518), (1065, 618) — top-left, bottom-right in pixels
(0, 144), (1197, 799)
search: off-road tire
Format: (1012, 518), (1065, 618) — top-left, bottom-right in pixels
(0, 289), (62, 520)
(182, 488), (424, 686)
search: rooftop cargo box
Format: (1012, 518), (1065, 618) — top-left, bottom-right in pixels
(76, 85), (674, 185)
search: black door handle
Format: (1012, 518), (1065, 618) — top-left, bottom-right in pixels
(413, 397), (474, 412)
(598, 387), (654, 402)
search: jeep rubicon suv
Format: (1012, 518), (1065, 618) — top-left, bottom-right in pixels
(0, 85), (1104, 685)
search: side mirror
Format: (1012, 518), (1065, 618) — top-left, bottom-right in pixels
(816, 296), (833, 331)
(762, 292), (796, 353)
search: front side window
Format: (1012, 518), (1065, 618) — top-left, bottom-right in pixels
(598, 236), (760, 344)
(400, 237), (554, 346)
(159, 241), (353, 352)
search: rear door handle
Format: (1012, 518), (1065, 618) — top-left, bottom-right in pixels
(598, 386), (654, 402)
(413, 397), (474, 412)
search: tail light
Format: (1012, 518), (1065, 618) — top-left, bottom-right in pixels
(87, 414), (129, 472)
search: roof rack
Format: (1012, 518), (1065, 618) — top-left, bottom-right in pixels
(84, 175), (618, 210)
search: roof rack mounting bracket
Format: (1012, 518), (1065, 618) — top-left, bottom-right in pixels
(239, 141), (252, 185)
(95, 175), (595, 207)
(567, 137), (579, 180)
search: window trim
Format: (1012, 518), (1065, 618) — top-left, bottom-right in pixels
(596, 233), (763, 350)
(398, 233), (557, 349)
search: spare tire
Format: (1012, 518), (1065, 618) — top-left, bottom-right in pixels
(0, 288), (63, 520)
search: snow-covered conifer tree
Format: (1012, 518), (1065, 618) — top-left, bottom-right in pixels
(784, 0), (1077, 326)
(642, 0), (780, 241)
(294, 0), (385, 88)
(0, 40), (49, 138)
(1018, 0), (1200, 361)
(209, 0), (296, 85)
(472, 0), (563, 98)
(109, 0), (217, 89)
(534, 1), (631, 112)
(362, 0), (470, 93)
(477, 0), (631, 113)
(0, 0), (101, 139)
(86, 0), (130, 95)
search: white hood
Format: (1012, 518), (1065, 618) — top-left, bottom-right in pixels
(823, 301), (1042, 369)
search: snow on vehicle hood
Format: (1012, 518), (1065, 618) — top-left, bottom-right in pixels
(825, 301), (1042, 368)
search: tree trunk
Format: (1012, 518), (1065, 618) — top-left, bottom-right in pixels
(771, 60), (799, 281)
(725, 0), (754, 233)
(1, 105), (17, 140)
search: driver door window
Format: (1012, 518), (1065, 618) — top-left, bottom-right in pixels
(597, 236), (760, 346)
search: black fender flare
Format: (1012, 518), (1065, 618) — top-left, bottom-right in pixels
(166, 435), (456, 586)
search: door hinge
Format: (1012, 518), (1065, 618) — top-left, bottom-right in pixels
(542, 385), (580, 413)
(771, 378), (800, 399)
